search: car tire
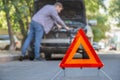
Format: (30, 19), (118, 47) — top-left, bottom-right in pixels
(4, 45), (10, 50)
(97, 49), (99, 52)
(45, 53), (51, 60)
(28, 51), (35, 61)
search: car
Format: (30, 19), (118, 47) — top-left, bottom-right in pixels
(28, 0), (93, 60)
(0, 34), (21, 50)
(109, 44), (116, 50)
(93, 42), (100, 51)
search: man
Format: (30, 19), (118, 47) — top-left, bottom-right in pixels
(19, 2), (69, 61)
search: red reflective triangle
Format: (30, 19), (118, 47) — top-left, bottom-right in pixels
(59, 29), (104, 68)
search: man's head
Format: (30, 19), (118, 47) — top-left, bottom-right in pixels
(54, 2), (63, 13)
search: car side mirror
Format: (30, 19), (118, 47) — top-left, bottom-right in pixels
(88, 20), (97, 26)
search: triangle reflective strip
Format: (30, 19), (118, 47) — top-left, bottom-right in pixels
(59, 29), (104, 68)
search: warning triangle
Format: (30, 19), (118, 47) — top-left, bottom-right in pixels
(59, 29), (104, 68)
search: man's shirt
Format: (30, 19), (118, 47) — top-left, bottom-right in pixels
(32, 5), (66, 34)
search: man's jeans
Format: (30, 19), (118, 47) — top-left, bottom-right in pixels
(21, 20), (44, 59)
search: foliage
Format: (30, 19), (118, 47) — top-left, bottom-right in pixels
(91, 14), (110, 41)
(85, 0), (105, 17)
(0, 0), (34, 50)
(109, 0), (120, 27)
(85, 0), (110, 41)
(0, 0), (34, 37)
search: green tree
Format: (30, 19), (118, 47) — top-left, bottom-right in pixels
(85, 0), (110, 41)
(1, 0), (16, 50)
(91, 14), (110, 41)
(109, 0), (120, 26)
(11, 0), (34, 37)
(0, 0), (34, 50)
(85, 0), (104, 18)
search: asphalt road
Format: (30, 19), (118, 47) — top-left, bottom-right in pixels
(0, 52), (120, 80)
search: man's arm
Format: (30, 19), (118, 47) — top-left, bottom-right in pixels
(50, 9), (69, 30)
(54, 22), (62, 30)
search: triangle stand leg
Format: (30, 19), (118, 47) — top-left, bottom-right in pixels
(50, 68), (66, 80)
(63, 68), (66, 77)
(99, 69), (113, 80)
(50, 67), (113, 80)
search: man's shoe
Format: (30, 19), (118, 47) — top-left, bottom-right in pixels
(34, 58), (41, 61)
(19, 56), (26, 61)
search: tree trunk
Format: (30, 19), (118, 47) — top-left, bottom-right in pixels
(13, 5), (27, 46)
(6, 13), (16, 50)
(3, 0), (16, 51)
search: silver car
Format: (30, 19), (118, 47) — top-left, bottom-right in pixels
(0, 35), (21, 50)
(28, 0), (93, 60)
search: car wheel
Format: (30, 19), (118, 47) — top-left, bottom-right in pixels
(45, 53), (51, 60)
(4, 45), (10, 50)
(28, 51), (35, 61)
(97, 49), (99, 52)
